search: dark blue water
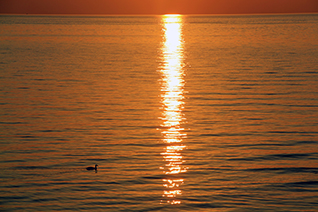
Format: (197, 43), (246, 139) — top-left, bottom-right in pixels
(0, 14), (318, 211)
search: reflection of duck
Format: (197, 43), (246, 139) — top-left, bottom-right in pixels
(86, 164), (98, 171)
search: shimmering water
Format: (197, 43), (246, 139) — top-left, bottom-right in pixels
(0, 14), (318, 211)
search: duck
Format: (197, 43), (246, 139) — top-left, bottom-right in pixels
(86, 164), (98, 171)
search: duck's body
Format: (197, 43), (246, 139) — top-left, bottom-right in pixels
(86, 164), (98, 171)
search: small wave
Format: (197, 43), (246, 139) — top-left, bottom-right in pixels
(229, 153), (315, 161)
(285, 181), (318, 187)
(0, 167), (85, 183)
(142, 176), (164, 180)
(273, 180), (318, 192)
(268, 131), (318, 134)
(185, 202), (226, 209)
(244, 167), (318, 174)
(14, 166), (50, 170)
(200, 133), (253, 137)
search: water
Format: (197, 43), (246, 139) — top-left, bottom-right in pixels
(0, 14), (318, 211)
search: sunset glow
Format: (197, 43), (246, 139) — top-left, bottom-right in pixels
(0, 0), (317, 14)
(1, 3), (317, 210)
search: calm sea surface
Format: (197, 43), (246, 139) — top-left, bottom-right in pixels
(0, 14), (318, 211)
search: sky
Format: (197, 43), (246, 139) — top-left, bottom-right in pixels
(0, 0), (318, 15)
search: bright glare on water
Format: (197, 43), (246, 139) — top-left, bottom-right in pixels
(160, 15), (187, 205)
(0, 14), (318, 211)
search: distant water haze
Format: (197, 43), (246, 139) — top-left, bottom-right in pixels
(0, 14), (318, 211)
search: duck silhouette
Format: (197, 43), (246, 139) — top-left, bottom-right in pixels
(86, 164), (98, 171)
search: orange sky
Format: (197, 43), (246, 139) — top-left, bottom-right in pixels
(0, 0), (317, 14)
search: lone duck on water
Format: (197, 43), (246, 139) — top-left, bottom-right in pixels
(86, 164), (98, 171)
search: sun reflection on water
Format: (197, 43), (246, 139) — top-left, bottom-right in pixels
(159, 14), (187, 205)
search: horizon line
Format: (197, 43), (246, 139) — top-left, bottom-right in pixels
(1, 11), (317, 16)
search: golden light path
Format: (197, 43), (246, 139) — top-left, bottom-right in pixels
(159, 14), (188, 205)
